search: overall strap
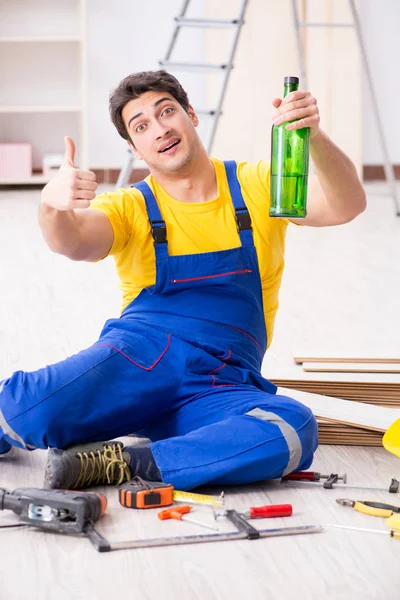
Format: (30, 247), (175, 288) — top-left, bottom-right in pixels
(223, 161), (254, 247)
(132, 181), (168, 258)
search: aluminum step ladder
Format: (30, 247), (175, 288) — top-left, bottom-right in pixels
(291, 0), (400, 216)
(116, 0), (249, 189)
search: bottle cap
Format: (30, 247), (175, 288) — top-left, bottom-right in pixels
(284, 76), (299, 85)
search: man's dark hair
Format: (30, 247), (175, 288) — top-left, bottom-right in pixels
(109, 70), (190, 141)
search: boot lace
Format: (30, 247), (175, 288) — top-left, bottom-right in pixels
(74, 443), (131, 489)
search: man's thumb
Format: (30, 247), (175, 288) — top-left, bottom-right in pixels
(63, 136), (76, 167)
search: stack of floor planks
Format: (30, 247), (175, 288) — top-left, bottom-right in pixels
(271, 357), (400, 447)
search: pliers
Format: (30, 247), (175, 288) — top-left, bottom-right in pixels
(336, 498), (400, 518)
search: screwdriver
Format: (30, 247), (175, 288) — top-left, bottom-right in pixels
(327, 523), (400, 539)
(158, 505), (219, 531)
(215, 504), (293, 520)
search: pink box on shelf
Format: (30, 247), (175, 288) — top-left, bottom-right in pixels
(0, 143), (32, 180)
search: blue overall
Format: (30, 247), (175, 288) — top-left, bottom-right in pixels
(0, 161), (318, 490)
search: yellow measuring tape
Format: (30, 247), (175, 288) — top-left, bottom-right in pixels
(172, 490), (225, 507)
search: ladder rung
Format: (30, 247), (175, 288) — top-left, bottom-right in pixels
(196, 109), (217, 116)
(175, 17), (241, 29)
(299, 22), (354, 28)
(159, 60), (230, 72)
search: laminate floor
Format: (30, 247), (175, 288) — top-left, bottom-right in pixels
(0, 180), (399, 600)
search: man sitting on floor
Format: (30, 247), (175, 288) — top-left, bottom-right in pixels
(0, 70), (366, 490)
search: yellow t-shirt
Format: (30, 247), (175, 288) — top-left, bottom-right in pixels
(90, 158), (288, 348)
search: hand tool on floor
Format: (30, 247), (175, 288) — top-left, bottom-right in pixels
(327, 523), (400, 539)
(119, 478), (174, 509)
(281, 472), (400, 494)
(118, 477), (224, 508)
(214, 503), (293, 520)
(283, 471), (347, 486)
(336, 498), (400, 518)
(91, 510), (323, 552)
(158, 504), (219, 531)
(0, 487), (106, 541)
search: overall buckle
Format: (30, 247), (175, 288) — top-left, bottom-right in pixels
(151, 222), (167, 244)
(236, 210), (252, 231)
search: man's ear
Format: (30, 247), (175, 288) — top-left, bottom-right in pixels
(188, 104), (199, 128)
(128, 140), (142, 160)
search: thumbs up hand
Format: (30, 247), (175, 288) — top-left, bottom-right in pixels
(62, 136), (76, 168)
(41, 137), (98, 211)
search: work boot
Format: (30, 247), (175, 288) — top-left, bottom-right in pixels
(44, 439), (161, 490)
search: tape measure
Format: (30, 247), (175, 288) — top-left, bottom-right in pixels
(172, 490), (225, 507)
(119, 478), (174, 509)
(119, 477), (225, 509)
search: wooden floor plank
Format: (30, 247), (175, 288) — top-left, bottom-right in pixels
(302, 361), (400, 373)
(278, 386), (400, 432)
(295, 357), (400, 364)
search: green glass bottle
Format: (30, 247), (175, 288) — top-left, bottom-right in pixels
(270, 76), (310, 218)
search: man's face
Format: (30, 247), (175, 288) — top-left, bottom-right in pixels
(122, 91), (200, 175)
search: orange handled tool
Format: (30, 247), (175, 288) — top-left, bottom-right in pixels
(157, 505), (219, 531)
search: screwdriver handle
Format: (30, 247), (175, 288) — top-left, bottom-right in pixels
(158, 505), (191, 520)
(247, 504), (293, 518)
(170, 511), (185, 520)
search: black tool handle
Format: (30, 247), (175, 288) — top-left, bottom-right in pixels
(224, 510), (260, 539)
(84, 521), (111, 552)
(323, 474), (339, 489)
(363, 500), (400, 513)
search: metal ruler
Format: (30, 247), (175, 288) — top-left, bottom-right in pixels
(85, 510), (323, 552)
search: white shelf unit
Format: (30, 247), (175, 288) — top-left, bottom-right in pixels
(0, 0), (87, 185)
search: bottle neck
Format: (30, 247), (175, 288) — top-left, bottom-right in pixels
(283, 83), (298, 98)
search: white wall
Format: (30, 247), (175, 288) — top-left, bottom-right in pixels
(85, 0), (399, 168)
(204, 0), (300, 163)
(360, 0), (400, 164)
